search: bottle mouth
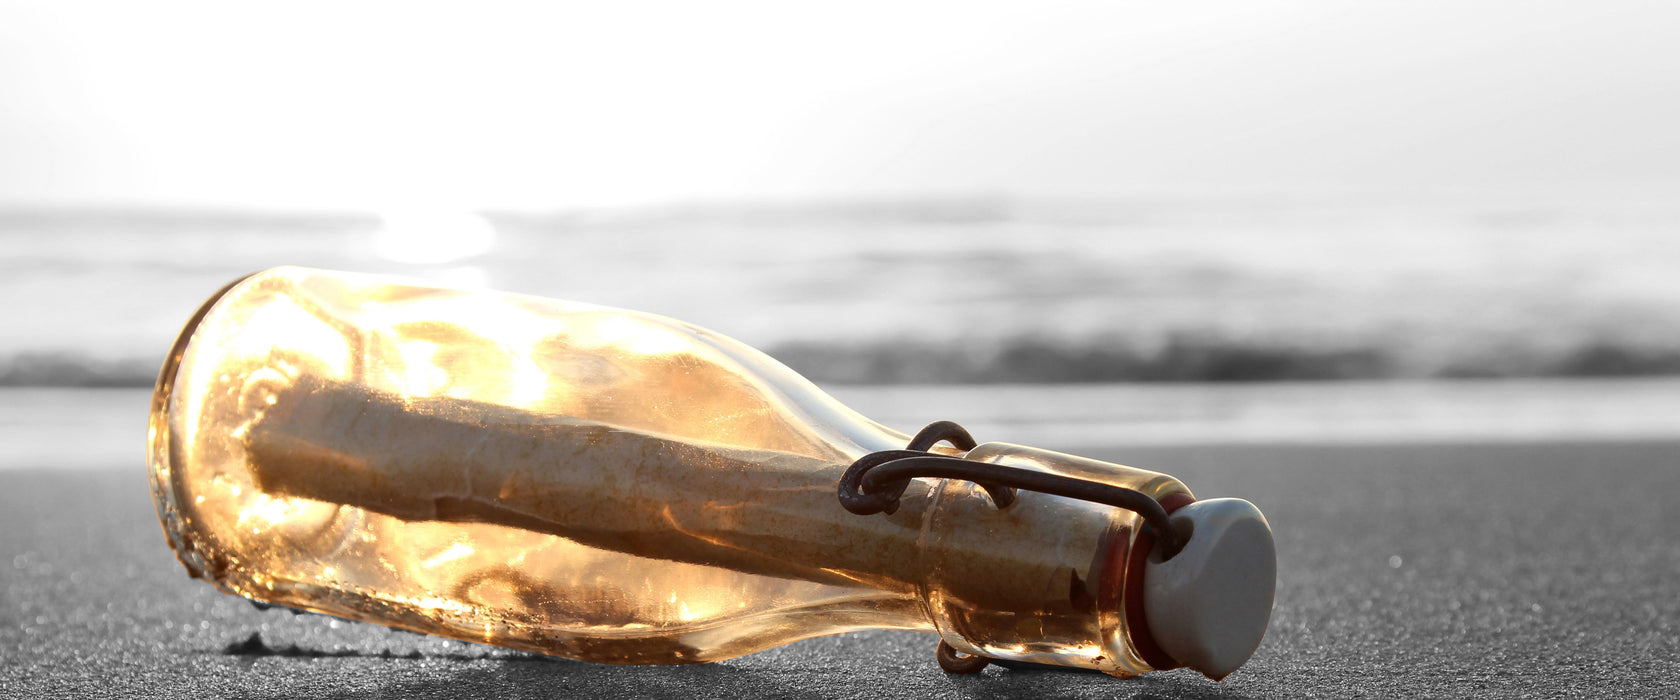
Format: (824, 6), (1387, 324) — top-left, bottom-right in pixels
(1119, 490), (1197, 672)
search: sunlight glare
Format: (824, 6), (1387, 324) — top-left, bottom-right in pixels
(374, 208), (498, 265)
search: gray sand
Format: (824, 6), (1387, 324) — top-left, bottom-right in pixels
(4, 440), (1678, 698)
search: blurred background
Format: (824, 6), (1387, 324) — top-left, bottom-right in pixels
(3, 1), (1679, 465)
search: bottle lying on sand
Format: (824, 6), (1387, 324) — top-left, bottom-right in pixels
(148, 266), (1275, 680)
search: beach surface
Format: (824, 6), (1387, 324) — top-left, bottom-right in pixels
(5, 430), (1678, 698)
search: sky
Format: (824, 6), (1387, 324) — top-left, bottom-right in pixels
(1, 1), (1678, 210)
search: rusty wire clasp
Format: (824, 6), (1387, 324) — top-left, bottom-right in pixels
(834, 420), (1188, 674)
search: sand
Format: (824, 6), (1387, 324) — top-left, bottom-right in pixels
(5, 439), (1679, 698)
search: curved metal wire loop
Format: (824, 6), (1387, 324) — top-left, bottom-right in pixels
(936, 640), (991, 674)
(836, 421), (977, 516)
(840, 420), (1190, 675)
(836, 421), (1187, 559)
(904, 420), (977, 452)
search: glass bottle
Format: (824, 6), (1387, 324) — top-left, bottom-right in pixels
(149, 266), (1274, 679)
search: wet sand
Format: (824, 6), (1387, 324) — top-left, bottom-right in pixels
(4, 439), (1678, 698)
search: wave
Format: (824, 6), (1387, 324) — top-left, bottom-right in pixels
(772, 335), (1680, 384)
(8, 336), (1678, 388)
(0, 354), (162, 388)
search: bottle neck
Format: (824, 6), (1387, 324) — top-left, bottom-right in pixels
(914, 443), (1193, 677)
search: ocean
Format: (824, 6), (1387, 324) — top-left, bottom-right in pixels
(2, 194), (1678, 465)
(4, 193), (1678, 386)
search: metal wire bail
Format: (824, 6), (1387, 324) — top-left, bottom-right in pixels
(835, 420), (1190, 674)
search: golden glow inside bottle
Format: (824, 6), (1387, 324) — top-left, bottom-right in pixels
(149, 267), (1276, 680)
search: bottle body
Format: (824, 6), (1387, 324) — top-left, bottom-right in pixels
(149, 267), (1190, 674)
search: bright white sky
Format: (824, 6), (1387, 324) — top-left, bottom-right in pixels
(1, 1), (1677, 210)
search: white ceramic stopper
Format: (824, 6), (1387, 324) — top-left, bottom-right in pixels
(1142, 497), (1276, 680)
